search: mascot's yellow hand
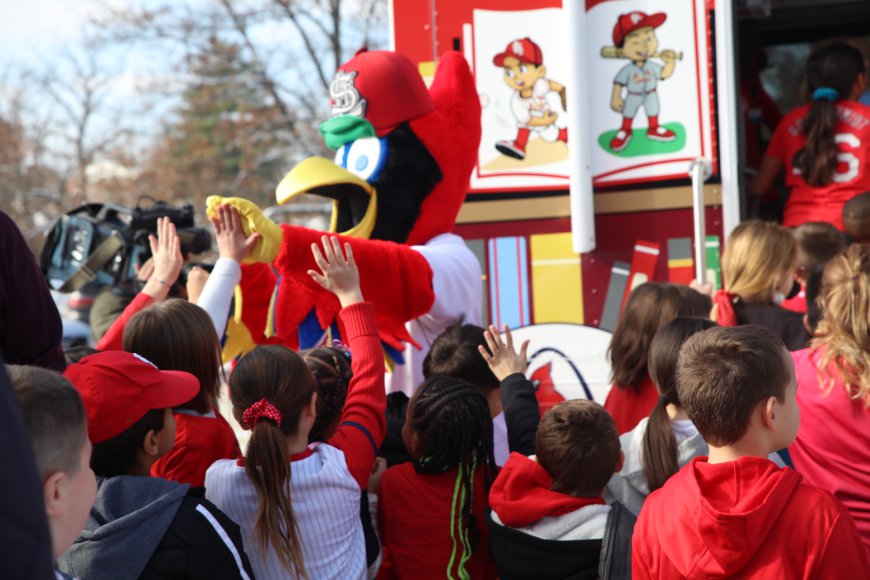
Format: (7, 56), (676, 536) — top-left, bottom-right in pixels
(205, 196), (283, 264)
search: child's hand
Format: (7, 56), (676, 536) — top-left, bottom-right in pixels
(542, 111), (558, 125)
(308, 235), (363, 307)
(143, 217), (183, 299)
(479, 324), (530, 382)
(367, 457), (388, 495)
(212, 203), (261, 264)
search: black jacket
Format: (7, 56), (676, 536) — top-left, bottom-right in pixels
(59, 476), (255, 580)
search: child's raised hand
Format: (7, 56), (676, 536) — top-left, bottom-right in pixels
(143, 217), (183, 299)
(308, 235), (363, 307)
(212, 203), (261, 264)
(479, 324), (530, 382)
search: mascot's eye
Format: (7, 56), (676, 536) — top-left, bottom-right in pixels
(343, 137), (387, 182)
(519, 65), (527, 74)
(506, 69), (515, 78)
(334, 145), (347, 167)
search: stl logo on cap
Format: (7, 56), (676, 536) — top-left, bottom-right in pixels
(630, 12), (643, 25)
(330, 70), (367, 118)
(512, 40), (525, 57)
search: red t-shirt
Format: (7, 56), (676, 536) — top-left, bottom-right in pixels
(790, 347), (870, 555)
(378, 463), (497, 580)
(151, 410), (240, 487)
(766, 100), (870, 230)
(603, 374), (659, 435)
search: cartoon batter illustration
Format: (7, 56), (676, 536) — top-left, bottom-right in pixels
(604, 12), (680, 152)
(493, 37), (568, 160)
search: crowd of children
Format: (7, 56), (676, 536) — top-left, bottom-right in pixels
(4, 38), (870, 580)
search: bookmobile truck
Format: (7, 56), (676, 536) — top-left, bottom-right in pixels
(387, 0), (870, 405)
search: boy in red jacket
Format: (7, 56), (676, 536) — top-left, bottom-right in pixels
(633, 325), (869, 578)
(488, 400), (635, 579)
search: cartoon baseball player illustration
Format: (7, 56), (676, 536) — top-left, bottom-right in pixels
(606, 11), (679, 152)
(493, 37), (568, 160)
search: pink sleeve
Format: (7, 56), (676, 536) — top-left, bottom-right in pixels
(327, 302), (387, 489)
(95, 292), (155, 351)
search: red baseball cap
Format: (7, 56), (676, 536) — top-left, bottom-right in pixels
(63, 351), (200, 444)
(612, 12), (667, 47)
(329, 48), (435, 137)
(493, 38), (543, 67)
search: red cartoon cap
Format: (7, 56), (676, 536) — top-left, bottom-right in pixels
(493, 38), (543, 67)
(612, 12), (667, 47)
(329, 49), (435, 137)
(64, 351), (200, 444)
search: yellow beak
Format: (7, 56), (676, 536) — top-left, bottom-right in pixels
(275, 157), (378, 239)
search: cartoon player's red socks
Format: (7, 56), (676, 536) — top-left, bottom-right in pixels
(558, 127), (568, 143)
(515, 127), (531, 150)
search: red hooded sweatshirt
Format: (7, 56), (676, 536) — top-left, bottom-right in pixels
(633, 456), (869, 579)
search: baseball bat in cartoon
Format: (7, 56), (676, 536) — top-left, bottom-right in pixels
(600, 47), (684, 60)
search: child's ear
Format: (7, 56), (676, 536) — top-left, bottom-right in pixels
(408, 431), (421, 457)
(614, 450), (625, 474)
(761, 396), (778, 431)
(307, 392), (318, 418)
(42, 471), (65, 518)
(142, 428), (160, 457)
(537, 65), (547, 78)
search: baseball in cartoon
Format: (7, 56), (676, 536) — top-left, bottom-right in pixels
(492, 38), (568, 161)
(605, 11), (682, 152)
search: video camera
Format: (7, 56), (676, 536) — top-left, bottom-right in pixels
(40, 199), (212, 293)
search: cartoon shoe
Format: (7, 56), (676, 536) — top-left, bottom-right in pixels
(646, 126), (676, 142)
(609, 130), (631, 152)
(495, 140), (526, 160)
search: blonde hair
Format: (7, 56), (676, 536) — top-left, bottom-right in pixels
(810, 244), (870, 406)
(713, 220), (796, 320)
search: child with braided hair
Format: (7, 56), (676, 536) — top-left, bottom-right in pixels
(377, 375), (498, 579)
(205, 235), (386, 580)
(302, 343), (385, 579)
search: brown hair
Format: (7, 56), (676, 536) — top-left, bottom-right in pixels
(536, 400), (620, 497)
(642, 317), (717, 492)
(229, 345), (315, 578)
(793, 221), (844, 273)
(609, 283), (711, 389)
(798, 42), (865, 187)
(8, 365), (88, 478)
(302, 346), (352, 443)
(676, 325), (791, 446)
(123, 298), (222, 414)
(715, 220), (796, 313)
(423, 324), (500, 392)
(811, 244), (870, 406)
(843, 192), (870, 243)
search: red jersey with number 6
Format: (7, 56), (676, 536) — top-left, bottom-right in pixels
(766, 100), (870, 230)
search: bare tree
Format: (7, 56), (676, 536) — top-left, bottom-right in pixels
(32, 49), (133, 204)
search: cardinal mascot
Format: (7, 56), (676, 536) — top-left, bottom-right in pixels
(208, 49), (483, 396)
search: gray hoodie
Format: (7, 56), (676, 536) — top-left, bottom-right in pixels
(604, 418), (787, 516)
(57, 476), (188, 580)
(604, 418), (707, 516)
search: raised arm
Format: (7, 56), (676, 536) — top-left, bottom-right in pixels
(480, 324), (539, 456)
(196, 204), (260, 339)
(96, 217), (182, 351)
(309, 236), (387, 489)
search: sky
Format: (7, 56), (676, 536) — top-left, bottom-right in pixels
(0, 0), (107, 64)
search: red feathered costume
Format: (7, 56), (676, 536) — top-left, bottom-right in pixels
(215, 50), (483, 396)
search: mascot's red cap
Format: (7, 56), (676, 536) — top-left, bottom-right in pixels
(330, 48), (435, 137)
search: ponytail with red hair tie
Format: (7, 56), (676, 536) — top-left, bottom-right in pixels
(241, 398), (283, 430)
(713, 289), (739, 327)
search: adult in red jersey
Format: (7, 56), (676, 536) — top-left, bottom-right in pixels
(752, 42), (870, 231)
